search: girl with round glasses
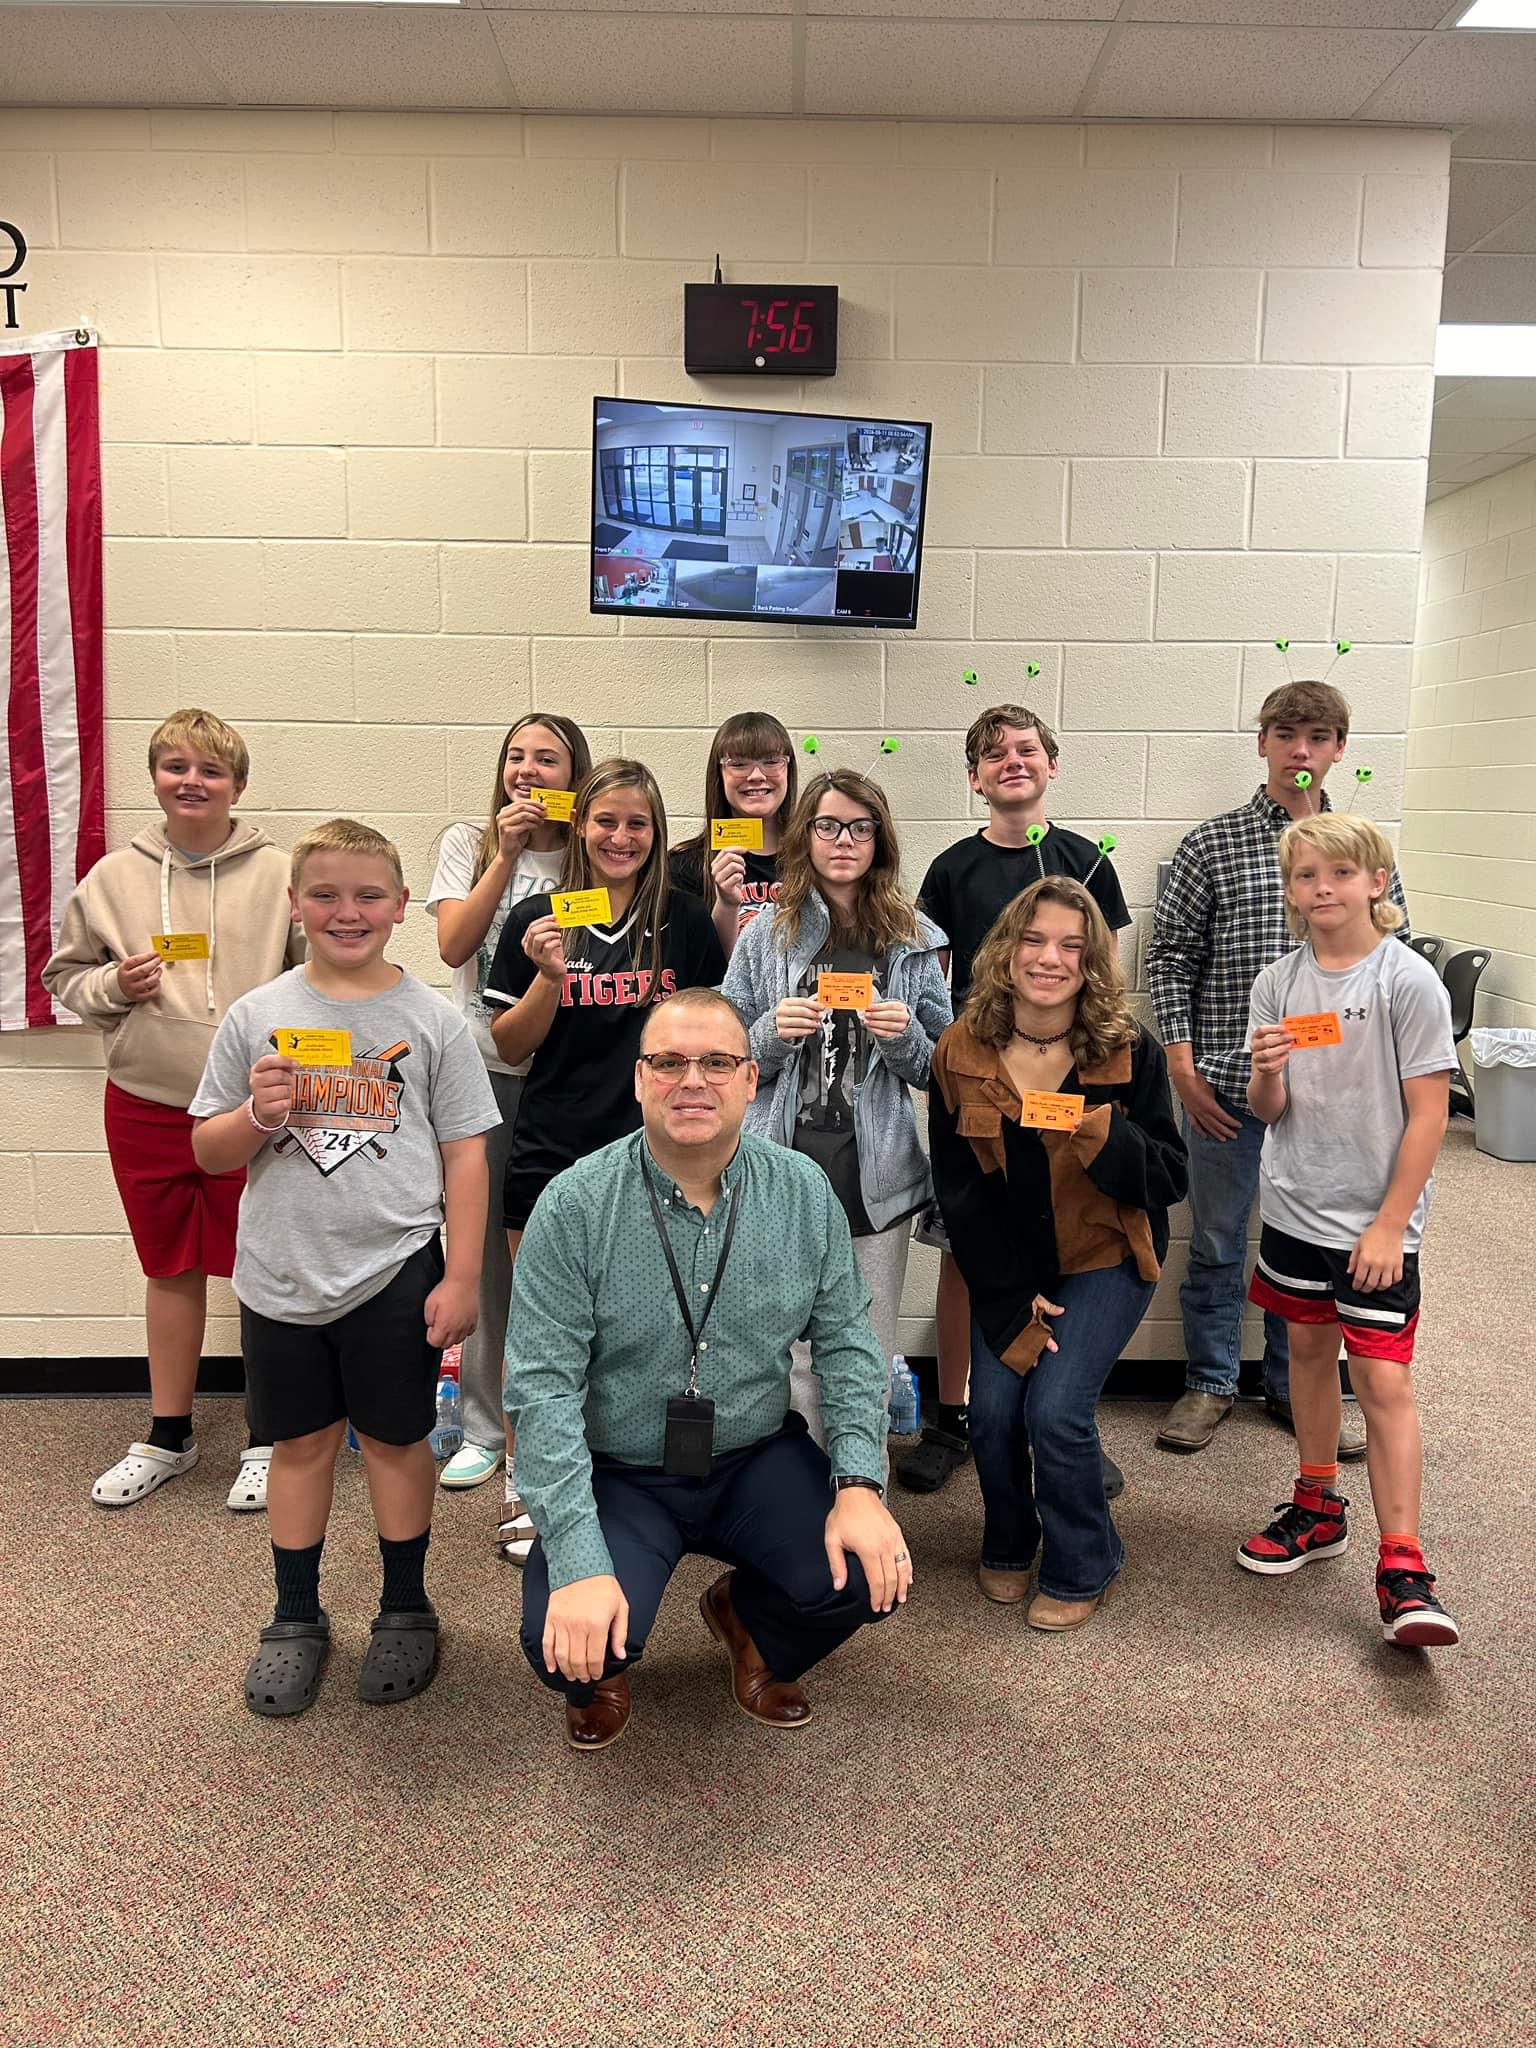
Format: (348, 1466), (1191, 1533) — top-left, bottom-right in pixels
(668, 711), (797, 959)
(722, 769), (951, 1450)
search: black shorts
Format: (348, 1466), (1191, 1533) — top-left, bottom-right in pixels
(1248, 1223), (1421, 1364)
(241, 1237), (446, 1445)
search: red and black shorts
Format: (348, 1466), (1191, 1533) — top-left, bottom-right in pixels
(1248, 1223), (1420, 1364)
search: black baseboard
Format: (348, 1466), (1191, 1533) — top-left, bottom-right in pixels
(2, 1354), (1266, 1402)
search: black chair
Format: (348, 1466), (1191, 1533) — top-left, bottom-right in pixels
(1440, 946), (1492, 1118)
(1407, 933), (1445, 968)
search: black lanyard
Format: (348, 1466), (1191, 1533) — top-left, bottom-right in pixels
(642, 1167), (742, 1397)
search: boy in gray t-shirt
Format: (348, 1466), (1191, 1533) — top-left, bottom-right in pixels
(191, 821), (500, 1719)
(1233, 814), (1459, 1652)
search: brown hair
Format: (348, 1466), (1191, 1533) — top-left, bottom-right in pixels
(773, 769), (918, 956)
(671, 711), (797, 909)
(962, 878), (1137, 1072)
(1278, 814), (1404, 940)
(148, 709), (250, 789)
(639, 985), (750, 1054)
(475, 713), (592, 882)
(1257, 683), (1351, 741)
(965, 703), (1060, 773)
(291, 818), (404, 893)
(562, 759), (671, 1000)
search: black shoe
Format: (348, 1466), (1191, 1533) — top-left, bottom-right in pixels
(1102, 1453), (1125, 1501)
(894, 1424), (971, 1494)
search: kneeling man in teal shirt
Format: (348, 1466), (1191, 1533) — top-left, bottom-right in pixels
(505, 986), (911, 1751)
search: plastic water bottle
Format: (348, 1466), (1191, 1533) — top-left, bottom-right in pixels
(887, 1353), (920, 1436)
(430, 1372), (463, 1461)
(345, 1424), (360, 1454)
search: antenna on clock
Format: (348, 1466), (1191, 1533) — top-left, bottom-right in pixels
(714, 253), (722, 284)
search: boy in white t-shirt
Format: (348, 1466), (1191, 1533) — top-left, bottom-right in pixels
(1237, 814), (1459, 1649)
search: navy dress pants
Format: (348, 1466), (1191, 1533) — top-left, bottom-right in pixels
(519, 1417), (893, 1706)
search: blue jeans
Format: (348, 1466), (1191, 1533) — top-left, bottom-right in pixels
(1178, 1094), (1290, 1402)
(968, 1261), (1156, 1603)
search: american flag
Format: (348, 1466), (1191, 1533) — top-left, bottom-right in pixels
(0, 328), (104, 1029)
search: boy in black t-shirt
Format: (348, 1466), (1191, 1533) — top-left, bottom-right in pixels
(902, 703), (1133, 1496)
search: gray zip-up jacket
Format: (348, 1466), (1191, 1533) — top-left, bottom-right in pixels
(721, 891), (952, 1233)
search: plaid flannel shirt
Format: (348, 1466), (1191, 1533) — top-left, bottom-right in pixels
(1147, 787), (1411, 1102)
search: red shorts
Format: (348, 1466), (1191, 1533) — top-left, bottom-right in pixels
(103, 1079), (244, 1279)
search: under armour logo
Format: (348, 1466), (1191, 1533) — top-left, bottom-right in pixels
(1342, 1007), (1367, 1020)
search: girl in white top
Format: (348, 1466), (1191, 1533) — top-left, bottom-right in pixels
(426, 713), (592, 1554)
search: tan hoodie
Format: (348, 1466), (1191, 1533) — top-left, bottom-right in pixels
(42, 819), (302, 1109)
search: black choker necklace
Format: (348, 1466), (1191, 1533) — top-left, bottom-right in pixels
(1012, 1024), (1071, 1048)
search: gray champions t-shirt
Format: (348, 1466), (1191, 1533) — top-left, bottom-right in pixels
(1248, 939), (1455, 1251)
(190, 966), (501, 1324)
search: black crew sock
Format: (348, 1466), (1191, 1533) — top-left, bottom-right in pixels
(148, 1413), (194, 1454)
(378, 1529), (431, 1614)
(938, 1402), (970, 1440)
(272, 1539), (324, 1625)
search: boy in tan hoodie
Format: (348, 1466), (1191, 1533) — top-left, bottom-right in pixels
(43, 709), (301, 1513)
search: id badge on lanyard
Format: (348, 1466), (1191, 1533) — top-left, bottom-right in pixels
(643, 1168), (741, 1479)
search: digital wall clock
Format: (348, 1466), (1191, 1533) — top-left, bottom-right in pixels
(684, 283), (838, 377)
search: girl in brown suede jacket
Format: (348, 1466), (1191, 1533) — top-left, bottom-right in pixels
(929, 878), (1187, 1632)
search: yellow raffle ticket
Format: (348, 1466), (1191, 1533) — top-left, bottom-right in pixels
(710, 818), (765, 851)
(551, 888), (613, 929)
(530, 788), (576, 823)
(272, 1027), (354, 1067)
(151, 932), (210, 961)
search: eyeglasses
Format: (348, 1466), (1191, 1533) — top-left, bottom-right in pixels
(637, 1052), (752, 1084)
(720, 755), (789, 774)
(811, 816), (877, 843)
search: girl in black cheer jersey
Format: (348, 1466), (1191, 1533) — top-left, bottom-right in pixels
(668, 711), (797, 960)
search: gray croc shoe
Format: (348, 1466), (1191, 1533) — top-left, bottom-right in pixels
(244, 1612), (330, 1718)
(359, 1606), (440, 1706)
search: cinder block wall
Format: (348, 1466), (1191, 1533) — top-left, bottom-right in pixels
(1405, 458), (1536, 1031)
(0, 111), (1449, 1362)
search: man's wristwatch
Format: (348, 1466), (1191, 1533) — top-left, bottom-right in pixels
(833, 1475), (885, 1501)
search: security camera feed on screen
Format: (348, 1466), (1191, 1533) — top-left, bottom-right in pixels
(590, 397), (931, 629)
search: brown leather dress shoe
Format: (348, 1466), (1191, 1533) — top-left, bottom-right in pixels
(564, 1672), (631, 1750)
(700, 1571), (812, 1728)
(1156, 1389), (1233, 1451)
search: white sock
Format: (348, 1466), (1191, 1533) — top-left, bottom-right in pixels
(504, 1464), (519, 1506)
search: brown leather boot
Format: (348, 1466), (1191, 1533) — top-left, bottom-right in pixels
(699, 1571), (813, 1728)
(564, 1672), (631, 1750)
(977, 1565), (1031, 1605)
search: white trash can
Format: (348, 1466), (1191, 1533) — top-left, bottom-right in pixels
(1470, 1029), (1536, 1163)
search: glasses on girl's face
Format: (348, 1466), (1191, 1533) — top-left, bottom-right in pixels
(637, 1052), (751, 1083)
(721, 755), (789, 775)
(811, 816), (877, 843)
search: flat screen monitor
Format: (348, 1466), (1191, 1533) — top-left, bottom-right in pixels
(590, 396), (931, 629)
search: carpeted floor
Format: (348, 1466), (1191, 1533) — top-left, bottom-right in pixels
(4, 1126), (1532, 2047)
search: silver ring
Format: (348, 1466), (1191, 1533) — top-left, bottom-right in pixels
(894, 1551), (908, 1565)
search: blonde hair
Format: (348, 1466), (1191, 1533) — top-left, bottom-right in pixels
(474, 713), (591, 883)
(773, 769), (918, 956)
(962, 878), (1137, 1072)
(148, 709), (250, 788)
(1278, 814), (1403, 940)
(562, 760), (671, 1000)
(291, 818), (405, 893)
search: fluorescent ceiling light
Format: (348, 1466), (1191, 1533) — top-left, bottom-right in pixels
(1435, 325), (1536, 375)
(1454, 1), (1536, 26)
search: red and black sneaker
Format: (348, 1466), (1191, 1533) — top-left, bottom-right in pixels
(1377, 1560), (1460, 1648)
(1237, 1485), (1349, 1575)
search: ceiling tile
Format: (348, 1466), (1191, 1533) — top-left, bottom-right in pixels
(1361, 29), (1536, 125)
(0, 10), (228, 104)
(489, 18), (793, 114)
(803, 24), (1109, 119)
(1440, 251), (1536, 321)
(1435, 376), (1536, 418)
(482, 0), (787, 11)
(1429, 415), (1536, 455)
(1430, 449), (1536, 488)
(1083, 26), (1424, 119)
(1478, 198), (1536, 255)
(1130, 1), (1445, 22)
(174, 11), (512, 109)
(1452, 122), (1536, 160)
(808, 0), (1107, 14)
(1446, 160), (1536, 250)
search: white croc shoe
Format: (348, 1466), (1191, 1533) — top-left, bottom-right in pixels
(92, 1441), (199, 1508)
(226, 1446), (273, 1513)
